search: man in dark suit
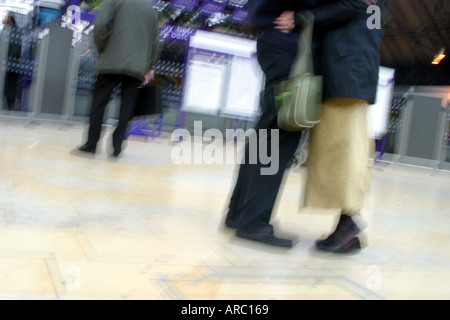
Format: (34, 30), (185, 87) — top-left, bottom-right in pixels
(223, 0), (384, 249)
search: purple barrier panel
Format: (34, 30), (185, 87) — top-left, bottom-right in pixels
(170, 0), (199, 12)
(229, 8), (248, 23)
(198, 0), (226, 16)
(375, 134), (388, 162)
(160, 22), (197, 43)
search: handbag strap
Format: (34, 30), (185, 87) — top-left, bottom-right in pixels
(290, 11), (315, 77)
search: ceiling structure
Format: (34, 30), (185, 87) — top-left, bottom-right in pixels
(1, 0), (448, 85)
(381, 0), (449, 66)
(380, 0), (450, 85)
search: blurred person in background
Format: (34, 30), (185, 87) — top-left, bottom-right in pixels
(273, 0), (387, 253)
(73, 0), (160, 158)
(223, 0), (381, 249)
(2, 12), (21, 111)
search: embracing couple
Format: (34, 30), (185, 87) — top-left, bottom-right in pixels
(223, 0), (387, 254)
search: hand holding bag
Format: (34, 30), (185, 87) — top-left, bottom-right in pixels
(274, 11), (323, 131)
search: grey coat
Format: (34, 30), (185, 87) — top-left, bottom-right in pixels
(94, 0), (161, 82)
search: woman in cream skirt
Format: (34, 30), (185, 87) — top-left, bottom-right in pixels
(274, 0), (387, 253)
(305, 98), (374, 253)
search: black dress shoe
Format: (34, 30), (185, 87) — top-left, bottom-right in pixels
(71, 144), (96, 157)
(236, 228), (293, 248)
(315, 214), (361, 254)
(77, 144), (96, 154)
(109, 150), (121, 158)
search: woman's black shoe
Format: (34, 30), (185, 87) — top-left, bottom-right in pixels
(316, 236), (361, 254)
(315, 214), (361, 254)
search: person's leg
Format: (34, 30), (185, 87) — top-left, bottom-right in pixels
(305, 98), (373, 253)
(82, 74), (121, 152)
(230, 86), (303, 247)
(224, 38), (302, 247)
(235, 127), (302, 231)
(111, 76), (141, 156)
(225, 87), (295, 228)
(226, 147), (251, 228)
(4, 72), (18, 110)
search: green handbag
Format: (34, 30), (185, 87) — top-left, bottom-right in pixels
(274, 11), (323, 131)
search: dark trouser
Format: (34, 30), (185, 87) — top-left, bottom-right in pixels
(226, 38), (304, 233)
(86, 74), (141, 153)
(4, 72), (19, 110)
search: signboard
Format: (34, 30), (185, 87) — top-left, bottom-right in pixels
(222, 55), (263, 118)
(160, 22), (197, 43)
(181, 30), (263, 119)
(182, 48), (228, 115)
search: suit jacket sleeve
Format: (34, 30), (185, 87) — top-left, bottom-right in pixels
(94, 0), (116, 54)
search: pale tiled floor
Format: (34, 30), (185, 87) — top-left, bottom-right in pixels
(0, 117), (449, 300)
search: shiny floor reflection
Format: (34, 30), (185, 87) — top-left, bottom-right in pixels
(0, 117), (449, 300)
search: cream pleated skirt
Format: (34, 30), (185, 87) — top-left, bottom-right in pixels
(303, 98), (374, 214)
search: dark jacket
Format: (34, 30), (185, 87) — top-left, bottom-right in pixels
(310, 0), (388, 104)
(249, 0), (387, 104)
(94, 0), (161, 82)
